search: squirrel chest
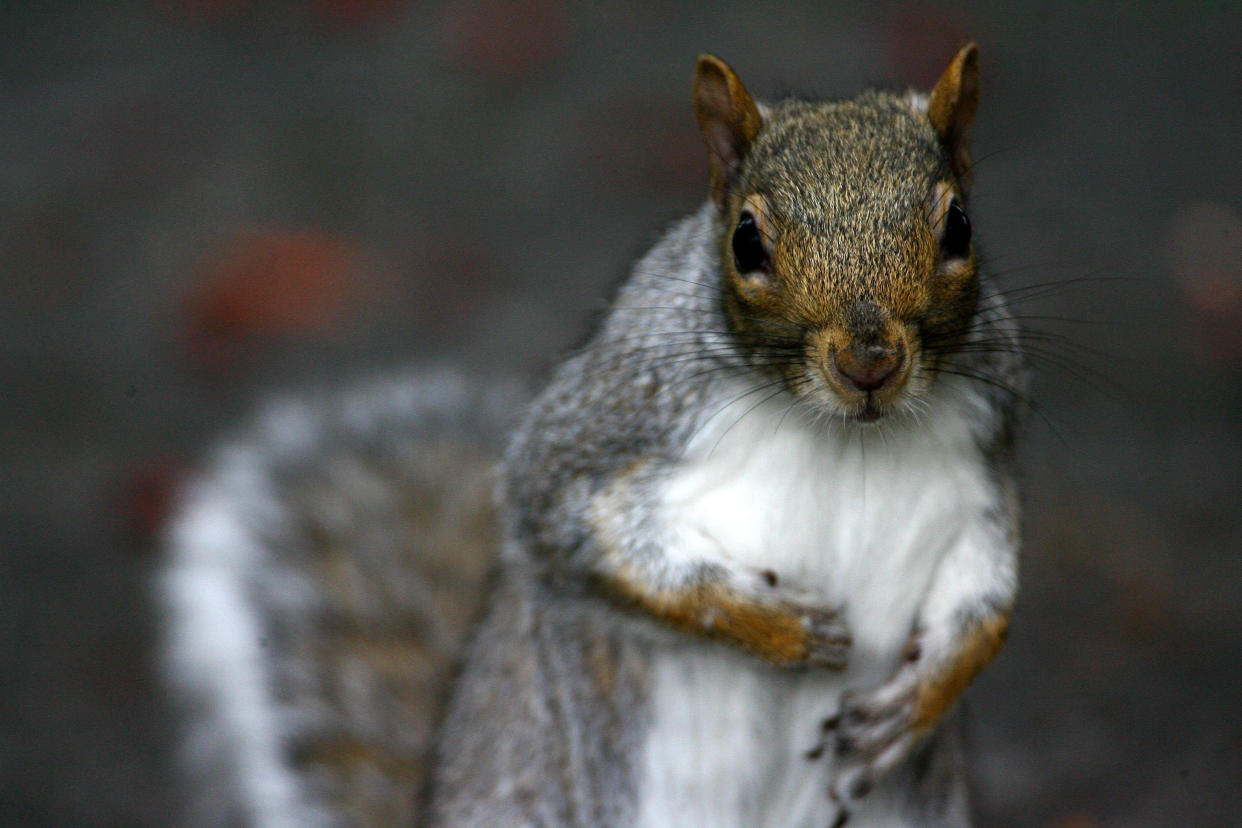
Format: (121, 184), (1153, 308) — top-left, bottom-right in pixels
(661, 375), (992, 657)
(637, 376), (992, 828)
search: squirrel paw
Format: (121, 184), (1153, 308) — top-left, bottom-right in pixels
(740, 568), (852, 670)
(810, 676), (921, 825)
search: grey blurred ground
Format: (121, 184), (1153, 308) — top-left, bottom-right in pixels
(3, 2), (1241, 826)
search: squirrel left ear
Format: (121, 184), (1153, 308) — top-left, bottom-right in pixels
(928, 43), (979, 186)
(693, 54), (763, 209)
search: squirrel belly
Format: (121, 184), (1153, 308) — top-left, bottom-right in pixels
(637, 651), (971, 828)
(661, 371), (997, 662)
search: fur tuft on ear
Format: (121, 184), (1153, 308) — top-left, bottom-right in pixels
(928, 43), (979, 186)
(693, 54), (763, 209)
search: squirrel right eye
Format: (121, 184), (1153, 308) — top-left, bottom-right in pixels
(940, 200), (971, 260)
(732, 212), (768, 273)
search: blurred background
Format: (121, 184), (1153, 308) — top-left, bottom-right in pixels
(2, 1), (1240, 825)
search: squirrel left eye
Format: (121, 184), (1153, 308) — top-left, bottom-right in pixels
(732, 212), (768, 274)
(940, 201), (971, 260)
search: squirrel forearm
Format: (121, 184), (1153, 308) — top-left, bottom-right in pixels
(581, 463), (851, 668)
(597, 560), (850, 667)
(911, 609), (1009, 732)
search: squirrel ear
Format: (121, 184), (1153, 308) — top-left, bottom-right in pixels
(693, 54), (763, 209)
(928, 43), (979, 185)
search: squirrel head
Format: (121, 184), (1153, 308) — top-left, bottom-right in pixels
(693, 45), (981, 423)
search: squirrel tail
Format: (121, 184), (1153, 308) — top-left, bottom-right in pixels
(157, 368), (523, 827)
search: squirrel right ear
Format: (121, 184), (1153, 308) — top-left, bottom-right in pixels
(928, 43), (979, 186)
(693, 55), (763, 209)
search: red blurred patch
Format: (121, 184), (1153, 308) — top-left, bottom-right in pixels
(1165, 201), (1242, 364)
(182, 228), (367, 371)
(116, 455), (189, 544)
(442, 0), (568, 83)
(884, 3), (973, 85)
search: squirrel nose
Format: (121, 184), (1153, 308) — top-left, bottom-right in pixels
(832, 343), (902, 392)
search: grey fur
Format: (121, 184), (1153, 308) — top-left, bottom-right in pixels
(161, 369), (524, 826)
(428, 572), (647, 827)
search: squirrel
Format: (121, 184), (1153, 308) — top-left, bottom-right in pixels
(161, 43), (1025, 828)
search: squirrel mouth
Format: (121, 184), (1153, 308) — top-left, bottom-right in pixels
(853, 398), (888, 423)
(806, 377), (899, 424)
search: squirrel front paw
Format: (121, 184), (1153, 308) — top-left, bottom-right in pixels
(809, 674), (922, 826)
(791, 603), (852, 670)
(705, 567), (851, 669)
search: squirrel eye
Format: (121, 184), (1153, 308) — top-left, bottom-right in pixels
(940, 200), (971, 260)
(732, 211), (768, 274)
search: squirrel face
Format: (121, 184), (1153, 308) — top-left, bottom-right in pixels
(694, 46), (981, 423)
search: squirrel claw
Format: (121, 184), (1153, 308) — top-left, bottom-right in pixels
(827, 786), (851, 827)
(801, 608), (852, 670)
(824, 678), (921, 814)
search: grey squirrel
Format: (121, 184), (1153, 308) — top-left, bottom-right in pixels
(162, 44), (1026, 827)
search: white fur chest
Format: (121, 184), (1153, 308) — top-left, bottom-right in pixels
(635, 379), (992, 828)
(663, 378), (990, 656)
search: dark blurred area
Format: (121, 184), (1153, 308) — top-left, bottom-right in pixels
(2, 2), (1240, 825)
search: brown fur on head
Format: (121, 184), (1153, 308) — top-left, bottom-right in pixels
(692, 45), (981, 423)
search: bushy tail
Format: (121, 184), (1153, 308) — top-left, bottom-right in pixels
(158, 369), (524, 827)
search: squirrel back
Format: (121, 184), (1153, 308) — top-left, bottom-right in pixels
(159, 370), (523, 826)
